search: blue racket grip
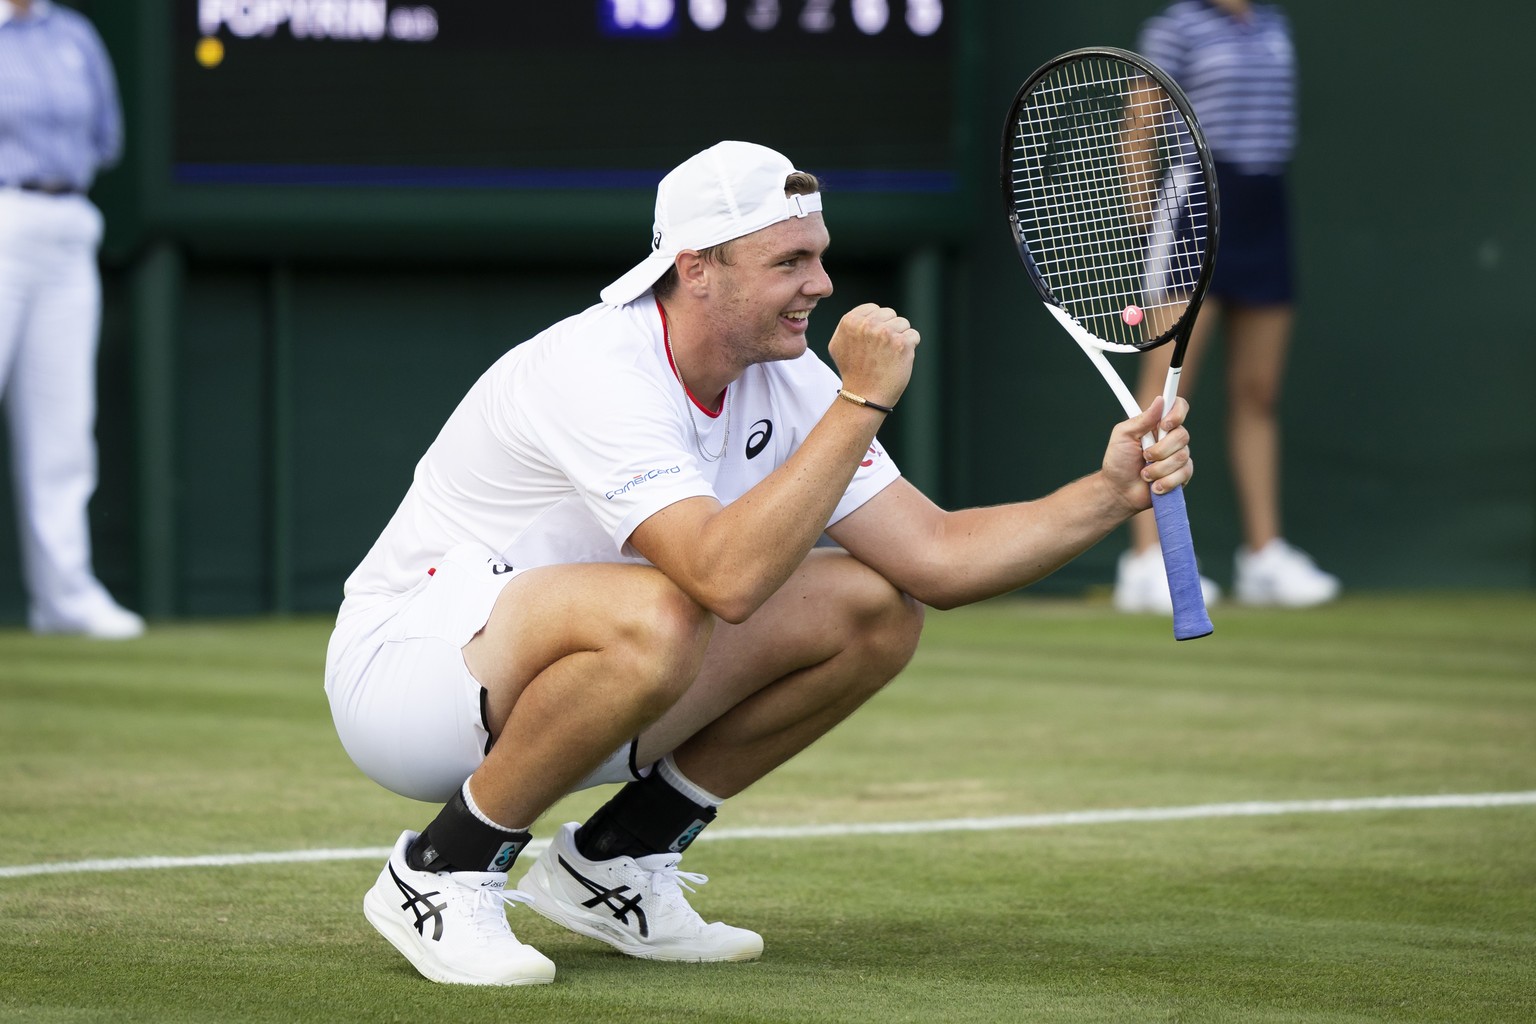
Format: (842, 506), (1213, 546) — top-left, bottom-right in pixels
(1151, 485), (1214, 640)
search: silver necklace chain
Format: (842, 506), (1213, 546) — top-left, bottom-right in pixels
(664, 320), (731, 462)
(680, 373), (731, 462)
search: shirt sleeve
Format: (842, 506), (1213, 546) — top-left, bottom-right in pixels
(1137, 6), (1187, 86)
(71, 14), (123, 171)
(497, 349), (718, 557)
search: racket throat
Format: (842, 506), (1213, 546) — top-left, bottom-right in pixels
(1157, 365), (1185, 439)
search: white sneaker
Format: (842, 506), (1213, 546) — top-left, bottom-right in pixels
(1112, 546), (1220, 614)
(1234, 540), (1340, 607)
(31, 599), (145, 640)
(518, 822), (763, 963)
(362, 830), (555, 986)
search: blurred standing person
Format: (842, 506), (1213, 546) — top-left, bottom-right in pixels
(0, 0), (141, 637)
(1114, 0), (1339, 612)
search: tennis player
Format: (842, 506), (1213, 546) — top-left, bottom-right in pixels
(325, 141), (1197, 985)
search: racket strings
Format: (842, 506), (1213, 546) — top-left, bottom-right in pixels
(1015, 68), (1197, 329)
(1015, 60), (1198, 303)
(1008, 56), (1211, 350)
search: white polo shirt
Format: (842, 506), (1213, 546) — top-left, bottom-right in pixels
(337, 296), (900, 625)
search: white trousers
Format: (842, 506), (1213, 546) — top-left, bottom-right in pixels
(0, 189), (116, 629)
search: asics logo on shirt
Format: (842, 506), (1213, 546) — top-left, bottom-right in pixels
(745, 419), (773, 459)
(558, 856), (650, 937)
(387, 863), (449, 941)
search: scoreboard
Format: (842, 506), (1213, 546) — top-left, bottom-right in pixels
(174, 1), (959, 198)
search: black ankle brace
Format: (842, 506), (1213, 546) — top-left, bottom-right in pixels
(575, 768), (717, 861)
(406, 787), (530, 874)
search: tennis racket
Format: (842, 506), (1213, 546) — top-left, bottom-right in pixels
(1001, 46), (1218, 640)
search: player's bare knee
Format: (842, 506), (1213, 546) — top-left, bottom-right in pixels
(841, 566), (926, 682)
(870, 590), (925, 680)
(1230, 373), (1281, 416)
(612, 577), (714, 717)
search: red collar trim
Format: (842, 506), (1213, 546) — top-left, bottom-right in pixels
(656, 297), (726, 418)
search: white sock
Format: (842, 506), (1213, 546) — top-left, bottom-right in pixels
(656, 754), (724, 808)
(462, 779), (531, 833)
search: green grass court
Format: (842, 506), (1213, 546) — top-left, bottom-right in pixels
(2, 593), (1533, 1023)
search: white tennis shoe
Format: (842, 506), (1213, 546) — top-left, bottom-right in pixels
(30, 596), (145, 639)
(1234, 540), (1340, 607)
(362, 830), (555, 986)
(518, 822), (763, 963)
(1113, 545), (1221, 614)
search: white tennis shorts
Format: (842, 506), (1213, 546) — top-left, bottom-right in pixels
(323, 542), (524, 802)
(324, 542), (639, 803)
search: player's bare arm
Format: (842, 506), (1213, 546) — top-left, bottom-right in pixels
(829, 397), (1193, 610)
(630, 303), (919, 623)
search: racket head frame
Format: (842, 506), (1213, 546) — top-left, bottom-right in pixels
(1001, 45), (1221, 361)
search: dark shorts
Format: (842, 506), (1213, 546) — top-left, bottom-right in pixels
(1208, 164), (1294, 306)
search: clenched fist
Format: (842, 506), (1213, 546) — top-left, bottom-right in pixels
(827, 303), (919, 411)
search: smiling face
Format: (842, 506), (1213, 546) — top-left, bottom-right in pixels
(697, 213), (834, 369)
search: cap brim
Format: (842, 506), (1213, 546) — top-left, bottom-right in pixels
(600, 251), (676, 306)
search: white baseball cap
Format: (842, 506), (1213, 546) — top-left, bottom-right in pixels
(599, 141), (824, 306)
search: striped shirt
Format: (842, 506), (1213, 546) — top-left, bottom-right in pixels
(1137, 1), (1296, 174)
(0, 1), (123, 190)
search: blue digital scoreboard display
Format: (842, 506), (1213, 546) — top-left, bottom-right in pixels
(175, 1), (956, 194)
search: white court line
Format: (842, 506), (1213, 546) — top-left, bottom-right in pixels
(3, 791), (1533, 880)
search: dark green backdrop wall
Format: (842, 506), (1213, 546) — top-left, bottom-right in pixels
(0, 1), (1529, 624)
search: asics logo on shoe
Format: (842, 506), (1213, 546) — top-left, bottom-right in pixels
(557, 855), (649, 938)
(387, 863), (449, 942)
